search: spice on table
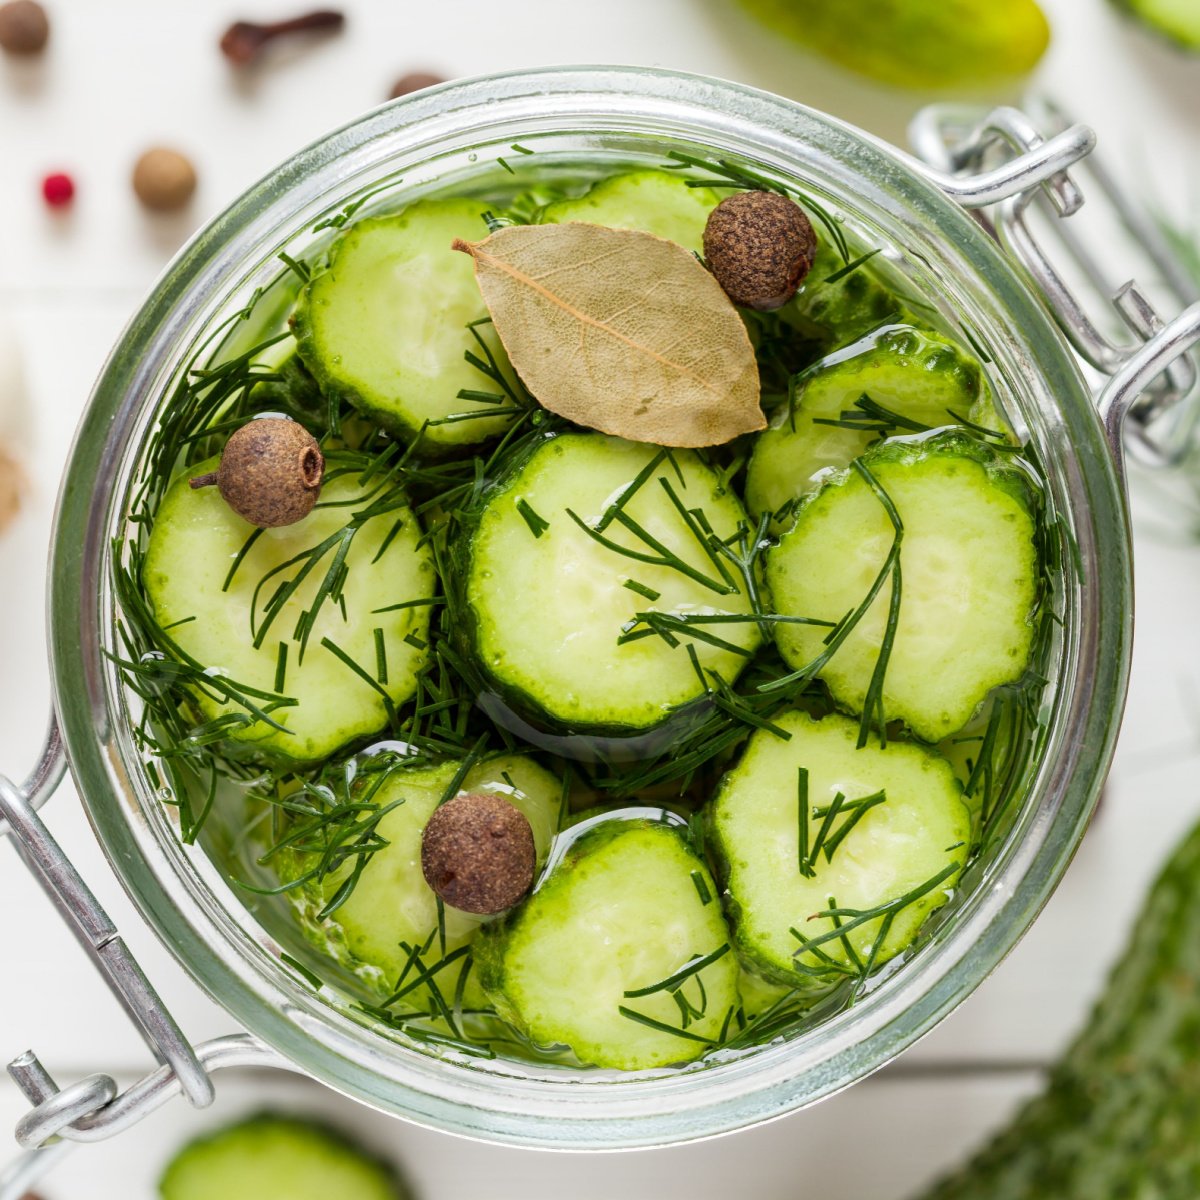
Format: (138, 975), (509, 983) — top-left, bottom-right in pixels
(0, 0), (48, 55)
(387, 71), (445, 99)
(189, 417), (324, 528)
(0, 443), (23, 535)
(40, 171), (74, 208)
(219, 9), (345, 66)
(421, 792), (536, 915)
(132, 147), (197, 212)
(703, 190), (817, 311)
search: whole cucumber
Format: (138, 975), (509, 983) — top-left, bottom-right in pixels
(1113, 0), (1200, 50)
(915, 817), (1200, 1198)
(737, 0), (1050, 89)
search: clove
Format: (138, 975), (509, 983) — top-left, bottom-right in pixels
(219, 9), (345, 66)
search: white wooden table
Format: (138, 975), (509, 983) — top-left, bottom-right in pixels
(1, 1), (1198, 1196)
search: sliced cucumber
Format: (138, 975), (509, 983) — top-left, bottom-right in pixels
(292, 199), (516, 450)
(781, 240), (909, 349)
(159, 1113), (409, 1200)
(284, 753), (562, 1012)
(766, 432), (1039, 743)
(460, 432), (761, 734)
(745, 324), (988, 517)
(539, 169), (721, 255)
(711, 711), (969, 983)
(476, 817), (737, 1069)
(143, 456), (435, 763)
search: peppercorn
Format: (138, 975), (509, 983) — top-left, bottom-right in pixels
(0, 0), (48, 55)
(132, 147), (197, 212)
(190, 417), (324, 528)
(702, 190), (817, 311)
(387, 71), (445, 99)
(40, 171), (73, 208)
(421, 792), (536, 915)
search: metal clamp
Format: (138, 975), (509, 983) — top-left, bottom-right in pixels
(0, 717), (239, 1199)
(910, 101), (1200, 473)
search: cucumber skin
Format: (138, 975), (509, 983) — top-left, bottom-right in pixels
(159, 1112), (410, 1200)
(917, 818), (1200, 1200)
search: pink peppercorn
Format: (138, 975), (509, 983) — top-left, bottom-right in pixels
(41, 172), (74, 208)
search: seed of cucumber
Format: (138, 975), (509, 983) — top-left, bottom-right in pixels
(766, 431), (1039, 743)
(293, 199), (518, 450)
(746, 323), (989, 517)
(476, 817), (738, 1069)
(710, 710), (969, 983)
(459, 431), (761, 735)
(539, 168), (722, 255)
(159, 1112), (410, 1200)
(143, 456), (435, 763)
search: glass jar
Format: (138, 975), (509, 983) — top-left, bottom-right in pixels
(5, 67), (1198, 1164)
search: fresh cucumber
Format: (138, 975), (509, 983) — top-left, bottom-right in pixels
(476, 816), (738, 1069)
(292, 199), (516, 450)
(539, 169), (721, 255)
(459, 431), (761, 735)
(159, 1112), (409, 1200)
(917, 817), (1200, 1199)
(767, 432), (1039, 743)
(143, 455), (435, 763)
(283, 753), (562, 1011)
(711, 711), (969, 983)
(1113, 0), (1200, 49)
(745, 324), (988, 517)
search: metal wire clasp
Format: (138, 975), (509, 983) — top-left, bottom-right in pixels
(0, 717), (245, 1200)
(910, 101), (1200, 474)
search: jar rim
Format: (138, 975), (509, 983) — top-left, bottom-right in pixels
(47, 66), (1131, 1149)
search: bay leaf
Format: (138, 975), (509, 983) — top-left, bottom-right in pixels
(452, 222), (764, 448)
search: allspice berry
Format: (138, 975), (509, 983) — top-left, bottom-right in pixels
(132, 147), (198, 212)
(421, 792), (536, 915)
(703, 190), (817, 311)
(190, 417), (324, 528)
(0, 0), (49, 55)
(388, 71), (445, 99)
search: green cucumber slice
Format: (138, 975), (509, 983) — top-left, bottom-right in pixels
(460, 432), (762, 734)
(292, 199), (517, 450)
(159, 1113), (409, 1200)
(282, 753), (562, 1013)
(766, 432), (1039, 743)
(711, 710), (969, 983)
(476, 816), (738, 1068)
(143, 455), (435, 763)
(746, 324), (988, 517)
(539, 169), (721, 254)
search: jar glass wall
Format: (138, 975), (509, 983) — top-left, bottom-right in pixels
(47, 67), (1130, 1149)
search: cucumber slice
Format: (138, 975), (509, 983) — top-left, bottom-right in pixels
(460, 432), (761, 734)
(781, 240), (910, 349)
(539, 169), (721, 254)
(766, 432), (1039, 743)
(1114, 0), (1200, 48)
(711, 711), (969, 983)
(745, 325), (988, 517)
(143, 456), (435, 763)
(159, 1113), (408, 1200)
(284, 753), (562, 1011)
(292, 199), (516, 450)
(476, 816), (738, 1068)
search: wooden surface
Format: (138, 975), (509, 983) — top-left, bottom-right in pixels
(1, 0), (1198, 1195)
